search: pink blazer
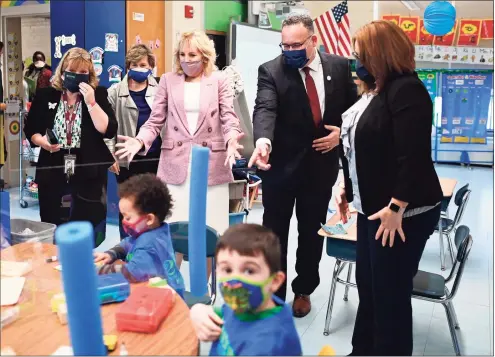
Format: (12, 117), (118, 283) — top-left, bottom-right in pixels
(136, 71), (242, 186)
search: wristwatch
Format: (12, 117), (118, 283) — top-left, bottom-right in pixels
(388, 202), (403, 214)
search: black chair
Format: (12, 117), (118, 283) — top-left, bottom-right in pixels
(169, 221), (219, 308)
(435, 184), (471, 271)
(412, 225), (473, 356)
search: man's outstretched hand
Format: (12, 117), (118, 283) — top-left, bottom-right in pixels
(248, 143), (271, 171)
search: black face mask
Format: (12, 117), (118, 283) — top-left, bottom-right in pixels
(355, 59), (376, 86)
(63, 71), (89, 93)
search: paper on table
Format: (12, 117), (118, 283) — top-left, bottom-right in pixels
(0, 261), (32, 277)
(320, 213), (357, 235)
(1, 277), (26, 306)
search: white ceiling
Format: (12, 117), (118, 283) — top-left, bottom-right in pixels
(378, 1), (494, 19)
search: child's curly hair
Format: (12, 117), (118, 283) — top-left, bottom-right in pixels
(118, 173), (173, 222)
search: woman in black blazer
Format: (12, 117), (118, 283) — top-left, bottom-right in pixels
(335, 21), (443, 356)
(24, 47), (117, 245)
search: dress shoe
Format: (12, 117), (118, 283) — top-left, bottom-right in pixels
(292, 294), (311, 318)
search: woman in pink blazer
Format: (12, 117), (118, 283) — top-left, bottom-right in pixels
(116, 30), (243, 276)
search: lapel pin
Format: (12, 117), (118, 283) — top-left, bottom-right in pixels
(48, 102), (57, 110)
(327, 75), (332, 81)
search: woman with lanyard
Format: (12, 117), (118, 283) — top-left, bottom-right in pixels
(24, 47), (117, 246)
(105, 44), (160, 239)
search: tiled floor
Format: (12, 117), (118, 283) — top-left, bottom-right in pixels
(7, 164), (493, 355)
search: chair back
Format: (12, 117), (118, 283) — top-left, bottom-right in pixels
(452, 184), (471, 227)
(168, 221), (219, 258)
(446, 225), (473, 298)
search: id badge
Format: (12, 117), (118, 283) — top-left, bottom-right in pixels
(64, 154), (76, 177)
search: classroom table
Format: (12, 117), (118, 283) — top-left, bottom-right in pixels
(1, 243), (199, 356)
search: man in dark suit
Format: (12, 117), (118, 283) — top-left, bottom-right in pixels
(248, 14), (357, 317)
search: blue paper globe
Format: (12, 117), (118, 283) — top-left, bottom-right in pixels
(424, 1), (457, 36)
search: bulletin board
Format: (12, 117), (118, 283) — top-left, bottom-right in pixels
(126, 0), (165, 76)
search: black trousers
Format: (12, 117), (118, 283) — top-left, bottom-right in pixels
(262, 161), (336, 301)
(38, 175), (107, 247)
(351, 205), (441, 356)
(115, 152), (159, 239)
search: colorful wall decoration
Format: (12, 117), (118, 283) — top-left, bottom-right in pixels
(457, 19), (482, 46)
(399, 16), (420, 44)
(382, 15), (493, 47)
(1, 0), (49, 7)
(441, 72), (493, 144)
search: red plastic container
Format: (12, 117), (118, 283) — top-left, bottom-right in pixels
(115, 286), (175, 333)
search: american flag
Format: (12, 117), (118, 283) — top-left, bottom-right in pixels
(314, 0), (352, 57)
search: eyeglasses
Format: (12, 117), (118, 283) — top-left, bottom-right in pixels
(352, 51), (360, 60)
(279, 35), (313, 51)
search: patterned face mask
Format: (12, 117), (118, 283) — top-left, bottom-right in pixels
(122, 216), (149, 238)
(219, 275), (274, 313)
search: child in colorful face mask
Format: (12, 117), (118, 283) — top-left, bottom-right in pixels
(93, 173), (185, 298)
(190, 224), (302, 356)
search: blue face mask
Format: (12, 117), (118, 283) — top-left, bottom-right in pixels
(63, 71), (89, 93)
(282, 49), (309, 69)
(355, 59), (375, 85)
(128, 68), (151, 83)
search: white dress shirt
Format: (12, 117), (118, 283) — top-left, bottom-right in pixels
(256, 51), (326, 151)
(184, 82), (201, 133)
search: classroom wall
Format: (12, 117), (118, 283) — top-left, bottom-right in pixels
(84, 1), (126, 88)
(126, 0), (166, 76)
(164, 0), (203, 73)
(205, 0), (247, 33)
(3, 17), (23, 186)
(49, 0), (85, 70)
(20, 16), (51, 67)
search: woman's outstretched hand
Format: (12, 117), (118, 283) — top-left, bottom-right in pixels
(335, 186), (350, 224)
(115, 135), (143, 162)
(225, 132), (245, 167)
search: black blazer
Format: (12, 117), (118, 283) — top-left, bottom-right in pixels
(253, 52), (357, 188)
(342, 72), (443, 216)
(24, 86), (117, 185)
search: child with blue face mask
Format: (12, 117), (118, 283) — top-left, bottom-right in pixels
(190, 224), (302, 356)
(93, 173), (185, 298)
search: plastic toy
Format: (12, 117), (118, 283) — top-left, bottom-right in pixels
(319, 345), (336, 355)
(103, 335), (118, 352)
(97, 273), (130, 305)
(115, 286), (175, 333)
(50, 293), (66, 313)
(55, 222), (106, 356)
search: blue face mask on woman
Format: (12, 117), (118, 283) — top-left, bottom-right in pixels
(128, 68), (151, 83)
(282, 48), (309, 69)
(355, 59), (376, 86)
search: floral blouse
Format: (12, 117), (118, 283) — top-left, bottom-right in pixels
(53, 98), (82, 149)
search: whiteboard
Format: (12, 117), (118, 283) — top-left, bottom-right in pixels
(228, 22), (282, 120)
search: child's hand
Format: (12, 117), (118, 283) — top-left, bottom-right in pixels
(190, 304), (223, 342)
(93, 252), (112, 264)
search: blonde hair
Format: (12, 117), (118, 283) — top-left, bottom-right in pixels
(174, 30), (217, 77)
(125, 44), (156, 70)
(51, 47), (99, 91)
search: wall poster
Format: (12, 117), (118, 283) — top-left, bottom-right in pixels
(441, 72), (493, 144)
